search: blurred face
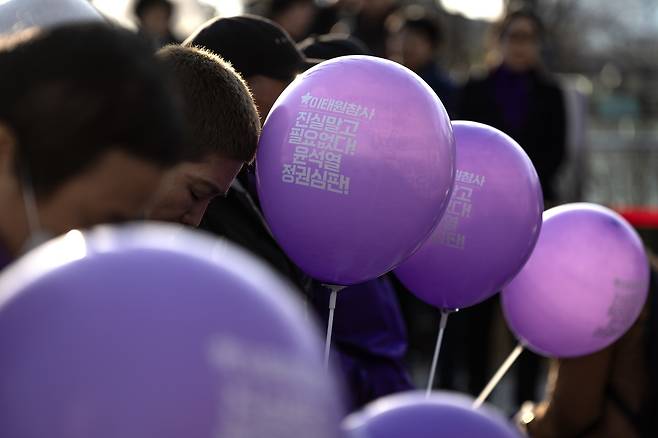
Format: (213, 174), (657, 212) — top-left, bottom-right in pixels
(140, 5), (171, 38)
(247, 75), (290, 124)
(0, 126), (165, 256)
(400, 29), (434, 72)
(274, 2), (316, 41)
(500, 17), (541, 72)
(146, 153), (243, 227)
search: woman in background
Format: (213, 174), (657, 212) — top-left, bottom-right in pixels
(458, 9), (566, 204)
(456, 9), (567, 407)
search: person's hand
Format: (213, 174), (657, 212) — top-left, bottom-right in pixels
(514, 401), (538, 436)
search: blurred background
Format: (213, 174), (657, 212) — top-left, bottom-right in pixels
(92, 0), (658, 222)
(92, 0), (658, 413)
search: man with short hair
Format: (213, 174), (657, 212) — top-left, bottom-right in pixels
(0, 23), (184, 269)
(146, 45), (260, 227)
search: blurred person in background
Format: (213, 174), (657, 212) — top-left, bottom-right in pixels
(134, 0), (180, 46)
(458, 9), (565, 203)
(246, 0), (317, 41)
(386, 6), (456, 116)
(456, 9), (567, 407)
(146, 45), (260, 227)
(517, 253), (658, 438)
(335, 0), (398, 57)
(0, 24), (184, 270)
(307, 0), (356, 36)
(187, 16), (414, 407)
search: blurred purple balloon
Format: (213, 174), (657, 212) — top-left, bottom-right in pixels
(0, 0), (103, 35)
(0, 224), (343, 438)
(395, 121), (543, 309)
(342, 391), (521, 438)
(502, 203), (650, 357)
(257, 55), (454, 285)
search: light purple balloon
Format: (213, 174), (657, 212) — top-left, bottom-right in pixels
(0, 0), (103, 35)
(342, 391), (522, 438)
(257, 55), (454, 285)
(0, 224), (344, 438)
(395, 121), (543, 309)
(502, 203), (650, 357)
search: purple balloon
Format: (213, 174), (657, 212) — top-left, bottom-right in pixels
(0, 0), (103, 35)
(502, 203), (650, 357)
(395, 121), (543, 309)
(342, 391), (522, 438)
(0, 224), (343, 438)
(257, 55), (454, 285)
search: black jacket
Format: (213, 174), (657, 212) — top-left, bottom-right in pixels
(200, 177), (308, 292)
(457, 67), (566, 202)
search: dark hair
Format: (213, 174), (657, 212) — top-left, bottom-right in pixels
(157, 45), (260, 163)
(497, 9), (545, 41)
(0, 23), (184, 198)
(134, 0), (174, 19)
(247, 0), (313, 18)
(402, 15), (443, 48)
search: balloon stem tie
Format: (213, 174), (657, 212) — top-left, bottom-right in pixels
(473, 343), (525, 408)
(426, 309), (452, 397)
(323, 284), (344, 370)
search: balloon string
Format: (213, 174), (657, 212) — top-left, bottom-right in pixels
(323, 285), (345, 370)
(426, 309), (451, 397)
(473, 343), (525, 408)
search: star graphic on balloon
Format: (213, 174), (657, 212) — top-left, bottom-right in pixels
(301, 92), (313, 105)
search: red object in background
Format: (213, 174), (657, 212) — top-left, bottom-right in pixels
(615, 207), (658, 229)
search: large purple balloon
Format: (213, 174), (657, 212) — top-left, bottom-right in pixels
(257, 56), (454, 285)
(0, 224), (343, 438)
(342, 391), (521, 438)
(395, 121), (543, 309)
(502, 203), (650, 357)
(0, 0), (103, 35)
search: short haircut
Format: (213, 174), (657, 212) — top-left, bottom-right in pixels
(0, 23), (184, 198)
(157, 45), (260, 163)
(134, 0), (174, 19)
